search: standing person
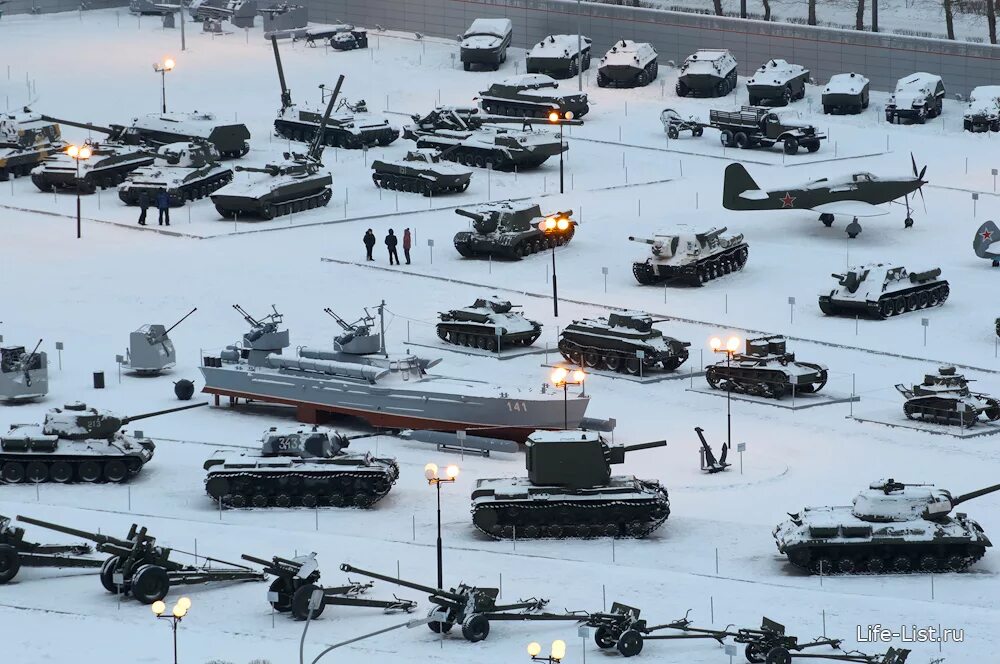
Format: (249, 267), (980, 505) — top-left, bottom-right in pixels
(363, 228), (376, 261)
(155, 189), (170, 226)
(385, 228), (399, 265)
(402, 228), (412, 265)
(137, 190), (150, 226)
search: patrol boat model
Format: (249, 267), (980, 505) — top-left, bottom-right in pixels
(200, 305), (589, 441)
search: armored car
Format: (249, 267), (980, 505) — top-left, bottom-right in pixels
(886, 73), (945, 124)
(822, 73), (870, 114)
(460, 18), (512, 71)
(675, 50), (738, 97)
(746, 59), (810, 106)
(526, 34), (592, 79)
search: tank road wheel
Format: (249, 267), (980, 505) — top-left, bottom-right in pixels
(983, 398), (1000, 421)
(583, 351), (602, 369)
(835, 557), (856, 574)
(328, 492), (345, 507)
(594, 626), (616, 649)
(616, 629), (644, 657)
(936, 284), (950, 304)
(104, 460), (128, 483)
(100, 556), (123, 593)
(132, 564), (170, 604)
(745, 643), (767, 663)
(252, 494), (269, 508)
(892, 297), (906, 316)
(863, 556), (886, 574)
(476, 336), (488, 350)
(462, 614), (491, 642)
(810, 556), (834, 576)
(353, 491), (375, 507)
(944, 554), (967, 571)
(229, 494), (247, 508)
(50, 461), (73, 483)
(546, 524), (564, 539)
(1, 462), (25, 484)
(25, 461), (48, 483)
(604, 354), (622, 372)
(275, 494), (292, 508)
(877, 299), (894, 319)
(292, 584), (327, 620)
(485, 337), (498, 352)
(917, 291), (930, 308)
(918, 554), (939, 572)
(0, 544), (21, 584)
(522, 524), (541, 538)
(889, 555), (913, 573)
(624, 357), (641, 375)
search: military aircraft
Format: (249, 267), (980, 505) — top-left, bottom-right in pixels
(974, 220), (1000, 266)
(722, 156), (928, 238)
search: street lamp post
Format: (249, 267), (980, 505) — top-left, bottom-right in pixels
(153, 58), (176, 113)
(529, 639), (567, 664)
(66, 144), (92, 239)
(710, 335), (741, 451)
(151, 597), (191, 664)
(537, 212), (572, 317)
(424, 462), (459, 589)
(547, 111), (574, 194)
(551, 367), (586, 429)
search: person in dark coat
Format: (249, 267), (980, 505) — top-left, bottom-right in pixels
(402, 228), (412, 265)
(385, 229), (399, 265)
(363, 229), (376, 261)
(137, 191), (150, 226)
(155, 189), (170, 226)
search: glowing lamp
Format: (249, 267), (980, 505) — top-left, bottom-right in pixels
(556, 217), (569, 231)
(709, 337), (721, 350)
(547, 111), (559, 123)
(551, 367), (568, 384)
(66, 145), (79, 158)
(424, 463), (438, 480)
(551, 640), (567, 660)
(445, 464), (459, 479)
(572, 369), (585, 383)
(151, 600), (166, 616)
(527, 643), (542, 657)
(726, 336), (740, 352)
(163, 58), (175, 71)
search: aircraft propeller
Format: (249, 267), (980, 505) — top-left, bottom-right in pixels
(911, 152), (928, 212)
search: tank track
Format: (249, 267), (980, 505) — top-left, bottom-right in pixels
(454, 228), (574, 260)
(419, 140), (552, 172)
(0, 453), (146, 484)
(705, 363), (827, 398)
(436, 326), (540, 350)
(785, 543), (988, 575)
(903, 397), (1000, 427)
(558, 339), (686, 374)
(632, 244), (748, 286)
(119, 171), (234, 206)
(819, 282), (949, 319)
(215, 188), (332, 220)
(275, 122), (398, 149)
(205, 465), (399, 508)
(371, 172), (469, 196)
(472, 490), (670, 540)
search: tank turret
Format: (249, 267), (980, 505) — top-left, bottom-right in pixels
(42, 402), (206, 440)
(852, 478), (1000, 522)
(453, 202), (576, 259)
(526, 430), (665, 488)
(259, 426), (350, 458)
(630, 227), (748, 286)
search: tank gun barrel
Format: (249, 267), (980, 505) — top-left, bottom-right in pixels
(339, 563), (462, 601)
(831, 273), (845, 280)
(270, 35), (293, 110)
(454, 208), (484, 221)
(39, 115), (122, 139)
(953, 482), (1000, 507)
(909, 267), (942, 282)
(627, 236), (656, 245)
(308, 75), (343, 162)
(622, 440), (667, 453)
(120, 401), (207, 425)
(234, 164), (281, 176)
(160, 307), (198, 338)
(16, 515), (129, 548)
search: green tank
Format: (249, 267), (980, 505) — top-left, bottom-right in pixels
(453, 201), (576, 259)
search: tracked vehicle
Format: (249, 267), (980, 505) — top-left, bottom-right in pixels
(118, 141), (233, 207)
(774, 478), (1000, 574)
(453, 202), (576, 259)
(0, 109), (65, 181)
(895, 366), (1000, 427)
(818, 263), (948, 319)
(477, 75), (589, 119)
(371, 149), (472, 195)
(471, 430), (669, 539)
(597, 40), (658, 88)
(558, 311), (689, 374)
(630, 227), (748, 286)
(436, 297), (541, 350)
(705, 336), (827, 399)
(203, 426), (400, 508)
(31, 139), (153, 194)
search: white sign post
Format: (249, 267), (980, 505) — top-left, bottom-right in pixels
(787, 296), (796, 324)
(427, 238), (434, 264)
(737, 442), (746, 475)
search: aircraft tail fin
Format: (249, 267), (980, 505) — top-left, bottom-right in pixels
(974, 220), (1000, 261)
(722, 163), (761, 210)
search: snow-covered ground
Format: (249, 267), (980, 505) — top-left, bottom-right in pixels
(2, 10), (1000, 664)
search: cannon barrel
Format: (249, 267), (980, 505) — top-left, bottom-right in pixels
(235, 164), (281, 176)
(831, 273), (845, 281)
(953, 482), (1000, 507)
(909, 267), (942, 283)
(455, 208), (486, 221)
(120, 401), (207, 425)
(627, 236), (656, 245)
(241, 553), (277, 568)
(339, 563), (464, 602)
(308, 75), (343, 162)
(160, 307), (198, 338)
(39, 115), (121, 138)
(16, 515), (129, 548)
(621, 440), (667, 454)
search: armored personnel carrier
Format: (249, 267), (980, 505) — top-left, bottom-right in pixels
(886, 72), (945, 124)
(675, 49), (738, 98)
(0, 402), (204, 484)
(818, 264), (948, 319)
(526, 34), (592, 79)
(370, 149), (472, 196)
(0, 341), (47, 403)
(773, 478), (1000, 574)
(705, 336), (827, 399)
(31, 139), (154, 194)
(597, 40), (658, 88)
(453, 202), (576, 259)
(118, 141), (233, 207)
(203, 426), (399, 508)
(746, 59), (810, 106)
(822, 73), (870, 114)
(963, 85), (1000, 132)
(0, 109), (65, 181)
(477, 75), (589, 119)
(436, 297), (542, 350)
(629, 227), (748, 286)
(558, 311), (690, 374)
(895, 366), (1000, 427)
(460, 18), (512, 71)
(471, 430), (669, 539)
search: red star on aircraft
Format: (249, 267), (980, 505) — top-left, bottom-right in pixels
(983, 229), (993, 241)
(780, 192), (796, 208)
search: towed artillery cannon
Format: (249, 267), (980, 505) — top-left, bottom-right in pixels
(0, 339), (47, 402)
(0, 514), (103, 584)
(123, 307), (197, 375)
(16, 515), (265, 603)
(762, 646), (909, 664)
(243, 552), (416, 620)
(584, 604), (727, 657)
(731, 617), (842, 664)
(339, 563), (584, 642)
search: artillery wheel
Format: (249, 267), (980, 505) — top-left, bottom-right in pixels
(79, 461), (101, 483)
(1, 462), (25, 484)
(132, 564), (170, 604)
(594, 626), (616, 649)
(617, 629), (644, 657)
(0, 544), (21, 584)
(100, 556), (123, 593)
(427, 608), (454, 634)
(461, 614), (491, 642)
(765, 647), (793, 664)
(104, 460), (128, 483)
(26, 461), (48, 483)
(292, 583), (326, 620)
(50, 461), (73, 483)
(744, 643), (767, 663)
(269, 578), (294, 612)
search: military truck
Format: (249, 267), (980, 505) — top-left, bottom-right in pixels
(477, 75), (589, 119)
(822, 73), (870, 114)
(675, 49), (738, 98)
(746, 59), (810, 106)
(597, 40), (658, 88)
(459, 18), (512, 71)
(630, 227), (748, 286)
(964, 85), (1000, 132)
(885, 72), (945, 124)
(818, 264), (948, 319)
(708, 106), (824, 154)
(453, 202), (576, 259)
(0, 109), (65, 181)
(526, 34), (592, 79)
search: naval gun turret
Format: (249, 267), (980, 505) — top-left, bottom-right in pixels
(471, 430), (670, 539)
(773, 478), (1000, 574)
(895, 365), (1000, 426)
(630, 227), (748, 286)
(123, 308), (197, 375)
(0, 340), (47, 402)
(324, 307), (383, 355)
(453, 201), (576, 259)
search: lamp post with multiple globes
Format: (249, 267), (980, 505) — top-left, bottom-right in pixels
(550, 366), (586, 430)
(151, 596), (190, 664)
(153, 57), (176, 113)
(536, 212), (572, 317)
(66, 144), (92, 239)
(528, 639), (567, 663)
(424, 462), (459, 589)
(709, 335), (741, 451)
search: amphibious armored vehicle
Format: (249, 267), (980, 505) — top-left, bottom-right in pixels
(705, 336), (827, 399)
(558, 311), (690, 374)
(746, 59), (810, 106)
(460, 18), (512, 71)
(0, 341), (47, 403)
(436, 297), (541, 350)
(203, 426), (400, 508)
(822, 73), (870, 114)
(597, 40), (658, 88)
(471, 430), (669, 539)
(774, 478), (1000, 574)
(885, 72), (945, 124)
(675, 49), (738, 98)
(895, 366), (1000, 427)
(963, 85), (1000, 132)
(629, 227), (748, 286)
(31, 140), (154, 194)
(477, 75), (589, 119)
(453, 202), (576, 259)
(526, 34), (592, 79)
(818, 264), (948, 319)
(0, 110), (65, 181)
(370, 148), (472, 195)
(0, 402), (204, 484)
(118, 141), (233, 207)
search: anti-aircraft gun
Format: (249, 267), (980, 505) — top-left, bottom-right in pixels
(324, 307), (383, 355)
(242, 552), (416, 620)
(0, 339), (48, 402)
(16, 515), (265, 603)
(0, 514), (103, 584)
(339, 562), (585, 642)
(123, 307), (197, 375)
(0, 109), (65, 181)
(453, 201), (577, 259)
(471, 430), (670, 539)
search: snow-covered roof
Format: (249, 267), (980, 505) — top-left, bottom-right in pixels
(894, 72), (941, 93)
(966, 85), (1000, 116)
(680, 49), (734, 75)
(463, 18), (511, 38)
(528, 34), (591, 58)
(497, 74), (559, 89)
(528, 429), (600, 444)
(600, 40), (656, 67)
(824, 72), (868, 94)
(747, 59), (808, 86)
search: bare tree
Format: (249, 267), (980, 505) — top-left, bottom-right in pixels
(713, 0), (723, 15)
(761, 0), (771, 20)
(872, 0), (878, 32)
(943, 0), (955, 39)
(808, 0), (817, 24)
(988, 0), (998, 44)
(855, 0), (866, 30)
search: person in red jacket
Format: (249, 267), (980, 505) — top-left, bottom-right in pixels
(402, 228), (412, 265)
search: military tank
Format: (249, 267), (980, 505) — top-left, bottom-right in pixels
(629, 227), (748, 286)
(818, 264), (948, 319)
(895, 366), (1000, 427)
(0, 109), (65, 181)
(118, 141), (234, 207)
(453, 202), (576, 259)
(471, 430), (669, 539)
(0, 341), (47, 403)
(0, 402), (204, 484)
(370, 149), (472, 196)
(558, 311), (690, 374)
(477, 75), (589, 119)
(705, 336), (827, 399)
(436, 297), (542, 350)
(773, 478), (1000, 574)
(31, 139), (154, 194)
(203, 426), (399, 508)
